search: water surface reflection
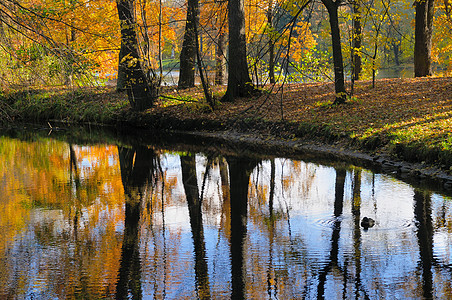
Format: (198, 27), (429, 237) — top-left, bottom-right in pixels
(0, 135), (451, 299)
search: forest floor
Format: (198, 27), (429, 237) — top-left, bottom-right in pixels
(1, 76), (452, 188)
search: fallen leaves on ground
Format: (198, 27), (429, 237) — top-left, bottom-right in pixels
(151, 77), (452, 165)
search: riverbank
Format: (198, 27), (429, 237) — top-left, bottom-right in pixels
(1, 77), (451, 188)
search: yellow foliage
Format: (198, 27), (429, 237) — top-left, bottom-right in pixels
(432, 0), (452, 73)
(287, 22), (318, 62)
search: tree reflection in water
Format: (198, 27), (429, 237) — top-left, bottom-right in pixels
(227, 156), (260, 299)
(1, 136), (452, 299)
(117, 146), (157, 299)
(316, 167), (346, 299)
(414, 190), (433, 299)
(181, 154), (211, 300)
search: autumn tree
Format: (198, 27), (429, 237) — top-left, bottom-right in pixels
(178, 0), (200, 89)
(117, 0), (159, 110)
(259, 1), (318, 85)
(0, 0), (118, 87)
(414, 0), (435, 76)
(246, 0), (283, 85)
(222, 0), (259, 102)
(320, 0), (347, 104)
(432, 0), (452, 73)
(380, 3), (411, 68)
(357, 0), (390, 87)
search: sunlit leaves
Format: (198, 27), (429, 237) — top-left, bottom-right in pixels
(0, 0), (120, 85)
(432, 0), (452, 74)
(281, 0), (311, 16)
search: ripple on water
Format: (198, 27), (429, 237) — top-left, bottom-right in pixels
(433, 230), (452, 265)
(369, 218), (415, 231)
(307, 214), (415, 231)
(308, 213), (342, 230)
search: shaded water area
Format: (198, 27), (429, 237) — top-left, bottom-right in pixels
(0, 127), (451, 299)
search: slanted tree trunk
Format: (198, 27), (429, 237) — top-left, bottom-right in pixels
(221, 0), (257, 102)
(267, 0), (275, 84)
(191, 10), (214, 108)
(178, 0), (199, 89)
(0, 11), (5, 39)
(117, 0), (157, 110)
(321, 0), (347, 104)
(215, 1), (227, 86)
(414, 0), (434, 77)
(215, 29), (226, 85)
(268, 40), (275, 84)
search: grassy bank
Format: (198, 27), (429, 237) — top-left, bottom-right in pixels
(1, 77), (451, 170)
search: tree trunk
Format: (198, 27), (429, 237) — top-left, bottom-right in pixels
(192, 11), (214, 108)
(352, 0), (362, 81)
(392, 41), (400, 66)
(215, 29), (226, 85)
(221, 0), (257, 102)
(267, 0), (275, 84)
(178, 0), (199, 89)
(117, 0), (157, 110)
(215, 4), (227, 86)
(414, 0), (434, 77)
(269, 41), (275, 84)
(322, 0), (347, 104)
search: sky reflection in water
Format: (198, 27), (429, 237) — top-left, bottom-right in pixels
(0, 136), (451, 299)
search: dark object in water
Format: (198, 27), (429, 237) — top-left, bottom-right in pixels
(361, 217), (375, 229)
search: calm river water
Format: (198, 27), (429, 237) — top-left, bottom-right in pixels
(0, 129), (451, 299)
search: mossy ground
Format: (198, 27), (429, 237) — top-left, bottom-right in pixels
(1, 77), (451, 169)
